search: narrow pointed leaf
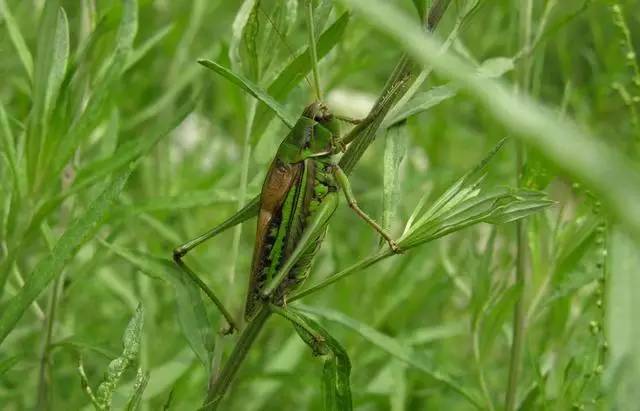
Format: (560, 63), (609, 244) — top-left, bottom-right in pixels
(198, 59), (295, 129)
(0, 165), (134, 346)
(0, 0), (34, 79)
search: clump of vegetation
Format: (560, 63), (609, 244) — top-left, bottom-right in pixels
(1, 0), (638, 410)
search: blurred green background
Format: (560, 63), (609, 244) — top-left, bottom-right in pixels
(1, 0), (639, 409)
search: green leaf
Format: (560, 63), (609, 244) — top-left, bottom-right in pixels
(381, 125), (407, 233)
(125, 23), (173, 71)
(74, 93), (195, 189)
(198, 59), (296, 128)
(384, 56), (512, 127)
(100, 242), (213, 369)
(43, 7), (69, 124)
(476, 56), (514, 78)
(605, 226), (640, 407)
(411, 0), (428, 19)
(0, 100), (25, 196)
(402, 139), (505, 239)
(299, 305), (482, 408)
(125, 368), (150, 411)
(113, 188), (236, 216)
(279, 307), (352, 411)
(49, 337), (119, 359)
(125, 62), (202, 129)
(53, 0), (138, 173)
(229, 0), (258, 73)
(117, 348), (193, 401)
(0, 354), (22, 378)
(0, 0), (34, 79)
(384, 84), (457, 127)
(94, 304), (144, 410)
(26, 0), (61, 182)
(0, 165), (134, 346)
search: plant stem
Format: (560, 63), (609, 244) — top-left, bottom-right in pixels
(505, 1), (534, 410)
(35, 275), (62, 410)
(339, 0), (452, 175)
(289, 250), (390, 302)
(202, 306), (271, 410)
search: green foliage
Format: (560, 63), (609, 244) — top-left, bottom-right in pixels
(79, 304), (146, 410)
(0, 0), (638, 410)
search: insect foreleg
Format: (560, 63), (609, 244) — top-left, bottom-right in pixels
(261, 192), (339, 299)
(333, 166), (401, 253)
(173, 195), (260, 259)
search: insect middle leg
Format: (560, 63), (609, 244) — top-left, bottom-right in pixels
(332, 165), (402, 253)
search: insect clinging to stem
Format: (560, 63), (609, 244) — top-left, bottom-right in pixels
(172, 2), (402, 334)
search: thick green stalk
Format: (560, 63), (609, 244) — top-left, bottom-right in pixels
(339, 0), (451, 175)
(202, 306), (271, 410)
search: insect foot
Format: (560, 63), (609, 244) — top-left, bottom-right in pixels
(172, 247), (187, 261)
(219, 324), (235, 336)
(388, 240), (403, 254)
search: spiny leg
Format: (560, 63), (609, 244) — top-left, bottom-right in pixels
(173, 257), (239, 334)
(261, 192), (339, 299)
(171, 196), (260, 333)
(332, 165), (401, 253)
(172, 195), (260, 259)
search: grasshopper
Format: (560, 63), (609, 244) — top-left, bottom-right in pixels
(172, 6), (402, 332)
(173, 100), (401, 329)
(169, 4), (426, 408)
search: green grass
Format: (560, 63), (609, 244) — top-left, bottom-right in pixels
(1, 0), (638, 409)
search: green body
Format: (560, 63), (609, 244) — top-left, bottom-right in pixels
(173, 102), (397, 329)
(244, 102), (342, 319)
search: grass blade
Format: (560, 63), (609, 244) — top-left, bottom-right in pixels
(26, 0), (61, 185)
(198, 59), (296, 128)
(126, 23), (173, 71)
(381, 125), (407, 234)
(125, 368), (150, 411)
(0, 165), (134, 346)
(0, 0), (33, 79)
(384, 85), (456, 127)
(101, 242), (215, 370)
(605, 226), (640, 408)
(299, 305), (482, 408)
(274, 306), (352, 411)
(52, 0), (138, 174)
(43, 7), (69, 125)
(0, 354), (22, 378)
(0, 100), (25, 196)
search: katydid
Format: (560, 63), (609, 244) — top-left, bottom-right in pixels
(172, 3), (401, 408)
(173, 101), (401, 328)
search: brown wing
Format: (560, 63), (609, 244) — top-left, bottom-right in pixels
(244, 158), (303, 319)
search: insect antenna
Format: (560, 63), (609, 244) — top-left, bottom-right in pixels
(258, 2), (322, 103)
(306, 1), (323, 102)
